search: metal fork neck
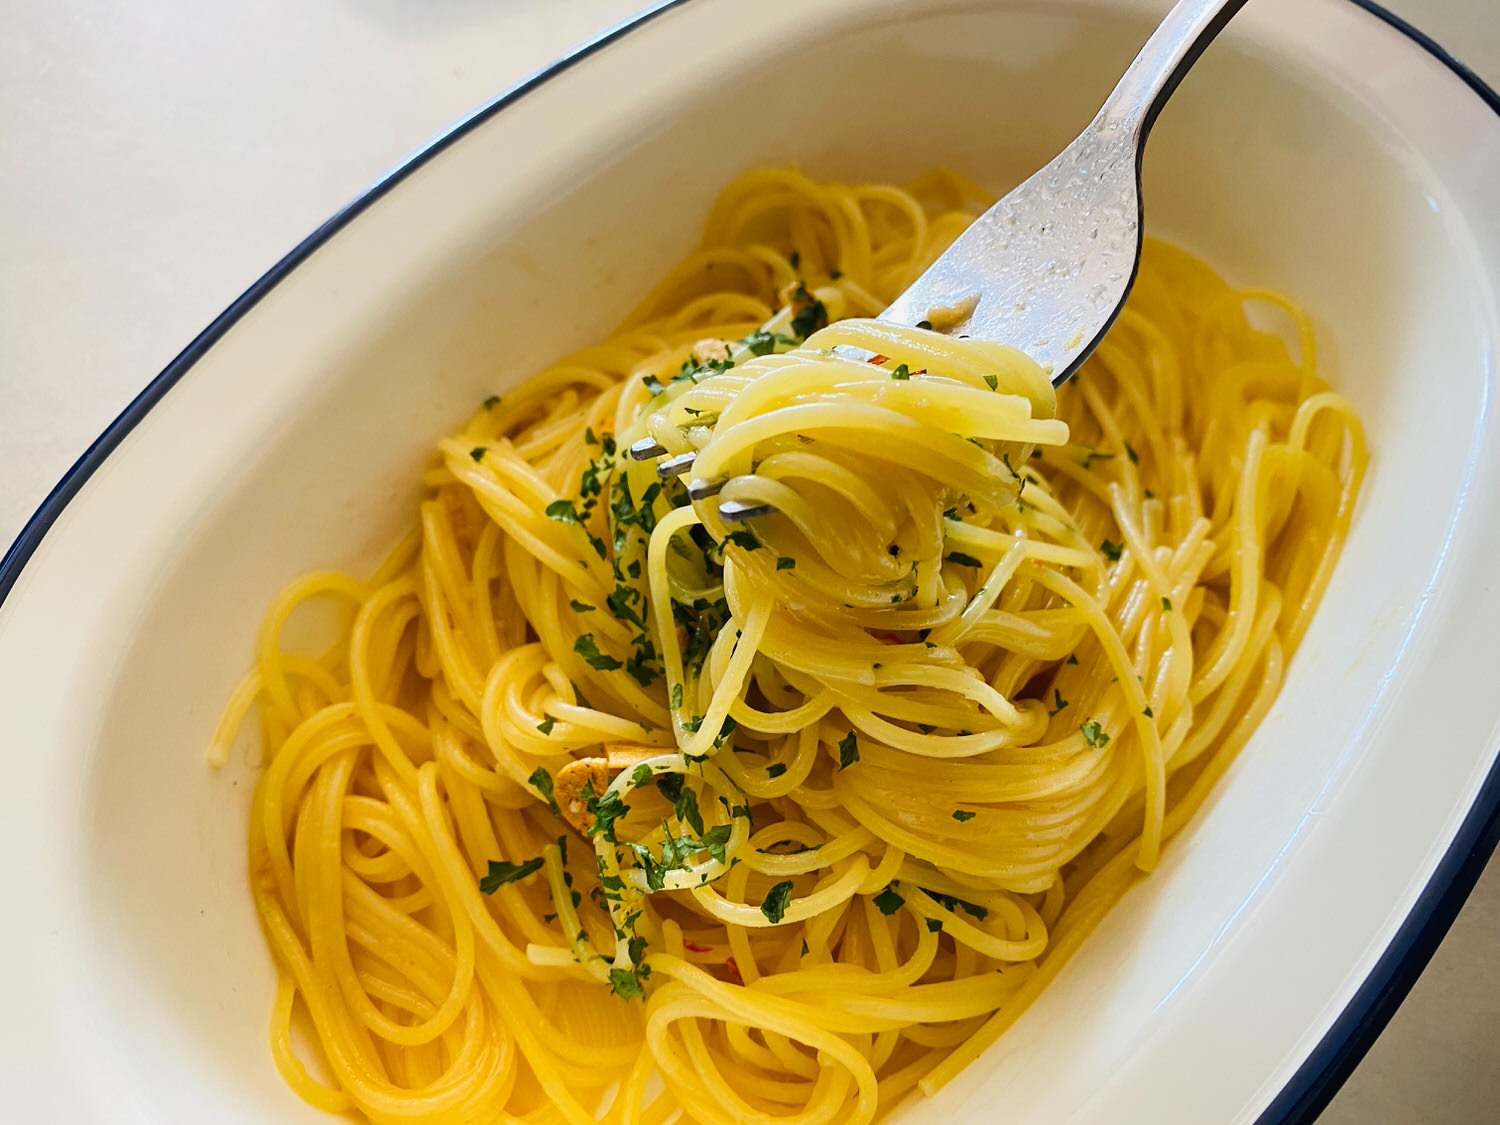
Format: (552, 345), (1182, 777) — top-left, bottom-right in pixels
(1097, 0), (1253, 141)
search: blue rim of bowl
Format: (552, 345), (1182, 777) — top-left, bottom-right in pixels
(1, 1), (1496, 1120)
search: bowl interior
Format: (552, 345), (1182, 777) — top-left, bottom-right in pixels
(56, 1), (1496, 1121)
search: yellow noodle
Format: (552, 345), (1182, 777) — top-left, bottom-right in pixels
(217, 167), (1366, 1124)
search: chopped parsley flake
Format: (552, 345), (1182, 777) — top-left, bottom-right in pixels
(945, 551), (983, 568)
(536, 717), (555, 735)
(761, 881), (795, 924)
(1050, 689), (1069, 717)
(569, 599), (594, 613)
(673, 787), (705, 836)
(671, 683), (683, 709)
(574, 634), (622, 671)
(469, 447), (486, 462)
(483, 395), (500, 410)
(891, 363), (911, 380)
(1081, 720), (1111, 748)
(478, 857), (543, 893)
(1143, 706), (1155, 718)
(838, 731), (859, 769)
(776, 556), (796, 570)
(743, 330), (796, 357)
(713, 715), (739, 748)
(873, 886), (905, 915)
(927, 891), (988, 920)
(725, 529), (761, 552)
(952, 810), (976, 823)
(528, 767), (559, 815)
(1161, 596), (1173, 611)
(1100, 539), (1124, 562)
(545, 499), (580, 524)
(701, 825), (733, 864)
(624, 636), (660, 686)
(1125, 442), (1139, 464)
(790, 299), (828, 340)
(983, 374), (998, 390)
(608, 967), (647, 1001)
(767, 763), (787, 778)
(585, 788), (630, 841)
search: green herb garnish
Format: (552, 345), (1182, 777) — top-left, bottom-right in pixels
(528, 767), (560, 815)
(608, 967), (647, 1000)
(790, 299), (828, 340)
(873, 886), (905, 915)
(725, 529), (761, 552)
(574, 634), (622, 671)
(761, 881), (795, 924)
(546, 499), (580, 524)
(585, 787), (630, 841)
(927, 891), (988, 920)
(838, 731), (859, 769)
(479, 857), (543, 893)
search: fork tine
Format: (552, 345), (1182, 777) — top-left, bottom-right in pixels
(719, 499), (776, 523)
(687, 479), (724, 501)
(657, 452), (696, 479)
(629, 438), (666, 460)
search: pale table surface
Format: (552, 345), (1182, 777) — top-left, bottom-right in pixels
(3, 1), (1498, 1121)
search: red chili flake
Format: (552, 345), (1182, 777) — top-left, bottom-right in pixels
(724, 956), (744, 985)
(868, 354), (889, 365)
(682, 940), (711, 954)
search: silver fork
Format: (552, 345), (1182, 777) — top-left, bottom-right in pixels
(631, 0), (1252, 522)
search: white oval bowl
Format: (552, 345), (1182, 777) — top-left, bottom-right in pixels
(3, 1), (1500, 1122)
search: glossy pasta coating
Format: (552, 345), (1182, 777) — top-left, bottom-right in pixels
(216, 168), (1367, 1124)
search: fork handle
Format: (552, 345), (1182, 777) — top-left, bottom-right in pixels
(1099, 0), (1254, 139)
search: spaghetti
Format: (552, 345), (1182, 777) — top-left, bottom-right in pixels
(215, 167), (1367, 1124)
